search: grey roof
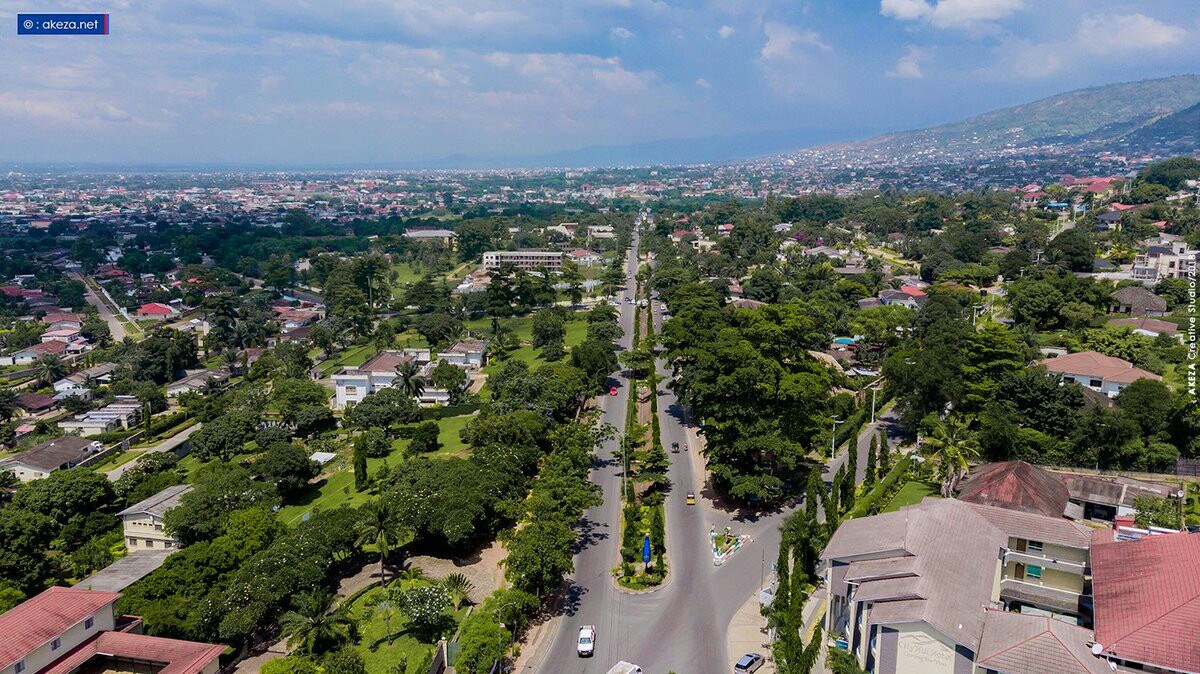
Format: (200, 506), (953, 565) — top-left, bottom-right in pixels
(116, 484), (191, 518)
(821, 498), (1009, 651)
(964, 501), (1092, 549)
(2, 436), (96, 472)
(75, 549), (177, 593)
(976, 610), (1110, 674)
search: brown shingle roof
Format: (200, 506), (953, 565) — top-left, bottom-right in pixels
(958, 461), (1070, 518)
(3, 435), (96, 472)
(1036, 351), (1161, 385)
(357, 350), (412, 373)
(977, 610), (1110, 674)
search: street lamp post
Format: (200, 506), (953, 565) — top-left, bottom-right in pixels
(830, 416), (841, 457)
(870, 386), (877, 424)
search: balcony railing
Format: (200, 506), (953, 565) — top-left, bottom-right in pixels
(1000, 578), (1087, 615)
(1003, 548), (1088, 575)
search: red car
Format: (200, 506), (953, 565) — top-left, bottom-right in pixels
(609, 386), (618, 396)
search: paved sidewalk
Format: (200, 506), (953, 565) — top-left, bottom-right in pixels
(725, 586), (775, 674)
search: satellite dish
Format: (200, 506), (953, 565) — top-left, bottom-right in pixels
(1091, 643), (1104, 656)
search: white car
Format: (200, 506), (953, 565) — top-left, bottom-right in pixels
(578, 625), (596, 657)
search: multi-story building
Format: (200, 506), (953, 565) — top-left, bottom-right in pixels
(1132, 235), (1198, 281)
(332, 349), (448, 409)
(481, 250), (563, 272)
(116, 484), (191, 552)
(820, 497), (1097, 674)
(0, 586), (223, 674)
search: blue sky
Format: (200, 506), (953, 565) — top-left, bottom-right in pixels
(1, 0), (1198, 166)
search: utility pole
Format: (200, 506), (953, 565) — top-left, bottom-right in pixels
(831, 415), (841, 457)
(870, 386), (877, 424)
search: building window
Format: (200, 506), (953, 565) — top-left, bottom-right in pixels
(85, 617), (94, 629)
(1026, 565), (1043, 579)
(1027, 540), (1043, 553)
(51, 637), (61, 651)
(145, 539), (154, 548)
(15, 661), (26, 673)
(1089, 379), (1102, 388)
(346, 385), (357, 394)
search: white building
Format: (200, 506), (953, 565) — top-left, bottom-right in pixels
(482, 250), (564, 272)
(116, 484), (190, 552)
(332, 349), (450, 409)
(58, 396), (142, 436)
(1036, 351), (1161, 398)
(0, 436), (103, 483)
(1132, 235), (1199, 281)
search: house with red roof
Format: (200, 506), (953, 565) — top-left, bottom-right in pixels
(135, 302), (180, 319)
(1090, 531), (1200, 674)
(0, 586), (223, 674)
(1035, 351), (1160, 398)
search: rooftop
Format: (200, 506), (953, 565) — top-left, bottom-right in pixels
(41, 630), (225, 674)
(0, 586), (122, 670)
(1, 435), (96, 472)
(1091, 532), (1200, 673)
(116, 484), (191, 519)
(976, 610), (1110, 674)
(957, 460), (1070, 519)
(1036, 351), (1161, 385)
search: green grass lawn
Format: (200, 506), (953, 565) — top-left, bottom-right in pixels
(390, 263), (426, 287)
(319, 343), (381, 375)
(89, 449), (146, 473)
(882, 481), (940, 513)
(277, 414), (476, 527)
(346, 581), (466, 674)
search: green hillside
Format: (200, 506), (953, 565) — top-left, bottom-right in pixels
(846, 74), (1200, 155)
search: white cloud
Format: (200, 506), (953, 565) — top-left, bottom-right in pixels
(1077, 14), (1186, 51)
(695, 77), (711, 88)
(760, 22), (831, 61)
(718, 25), (735, 39)
(881, 0), (932, 21)
(881, 0), (1024, 28)
(888, 46), (928, 78)
(996, 12), (1188, 79)
(610, 26), (634, 39)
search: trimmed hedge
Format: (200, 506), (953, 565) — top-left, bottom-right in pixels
(845, 454), (913, 520)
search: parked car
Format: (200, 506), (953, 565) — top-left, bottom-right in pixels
(607, 662), (643, 674)
(577, 625), (596, 657)
(734, 653), (765, 673)
(686, 492), (696, 505)
(609, 386), (618, 396)
(671, 441), (680, 453)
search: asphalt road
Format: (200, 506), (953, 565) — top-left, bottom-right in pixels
(75, 273), (128, 341)
(535, 221), (814, 674)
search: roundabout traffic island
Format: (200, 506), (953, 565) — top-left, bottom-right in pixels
(710, 526), (750, 566)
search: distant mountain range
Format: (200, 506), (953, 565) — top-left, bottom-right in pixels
(804, 74), (1200, 163)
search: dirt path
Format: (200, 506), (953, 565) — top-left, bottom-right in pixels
(407, 539), (508, 605)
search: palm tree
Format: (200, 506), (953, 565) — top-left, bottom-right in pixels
(441, 573), (474, 610)
(922, 417), (981, 498)
(376, 599), (400, 646)
(278, 592), (355, 655)
(34, 354), (69, 386)
(393, 360), (426, 400)
(0, 388), (20, 423)
(356, 499), (414, 585)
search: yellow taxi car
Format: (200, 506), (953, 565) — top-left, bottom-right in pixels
(685, 492), (696, 505)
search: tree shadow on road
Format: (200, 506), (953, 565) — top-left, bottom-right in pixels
(572, 515), (609, 554)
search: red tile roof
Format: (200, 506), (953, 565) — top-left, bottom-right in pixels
(0, 586), (121, 670)
(1091, 533), (1200, 672)
(136, 302), (177, 315)
(1037, 351), (1161, 385)
(41, 631), (224, 674)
